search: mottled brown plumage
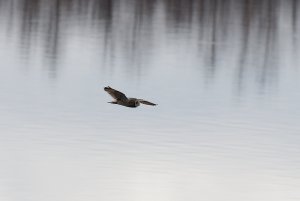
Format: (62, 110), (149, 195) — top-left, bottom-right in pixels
(104, 86), (157, 108)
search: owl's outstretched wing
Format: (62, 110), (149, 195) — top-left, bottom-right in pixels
(138, 99), (157, 106)
(104, 86), (128, 101)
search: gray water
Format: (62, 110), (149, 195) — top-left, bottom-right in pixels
(0, 0), (300, 200)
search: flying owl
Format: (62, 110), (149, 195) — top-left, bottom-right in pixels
(104, 86), (157, 108)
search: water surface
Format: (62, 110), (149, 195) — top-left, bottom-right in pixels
(0, 1), (300, 201)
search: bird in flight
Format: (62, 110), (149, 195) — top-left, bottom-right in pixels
(104, 86), (157, 108)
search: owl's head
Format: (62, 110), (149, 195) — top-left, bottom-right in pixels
(135, 100), (140, 107)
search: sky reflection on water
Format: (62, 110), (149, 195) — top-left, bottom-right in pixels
(0, 0), (300, 201)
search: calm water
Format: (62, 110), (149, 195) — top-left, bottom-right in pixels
(0, 0), (300, 200)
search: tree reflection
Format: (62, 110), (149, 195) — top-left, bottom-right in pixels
(237, 0), (279, 94)
(0, 0), (299, 91)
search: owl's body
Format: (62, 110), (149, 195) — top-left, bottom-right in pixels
(110, 98), (140, 108)
(104, 86), (156, 108)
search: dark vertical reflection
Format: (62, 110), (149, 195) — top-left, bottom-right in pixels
(82, 0), (114, 74)
(291, 0), (300, 59)
(258, 0), (279, 92)
(4, 1), (16, 37)
(127, 0), (155, 76)
(236, 0), (253, 94)
(165, 0), (194, 29)
(292, 0), (299, 32)
(19, 0), (40, 60)
(0, 0), (299, 89)
(44, 0), (61, 78)
(236, 0), (280, 93)
(208, 0), (218, 75)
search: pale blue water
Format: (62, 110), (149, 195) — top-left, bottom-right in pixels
(0, 1), (300, 201)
